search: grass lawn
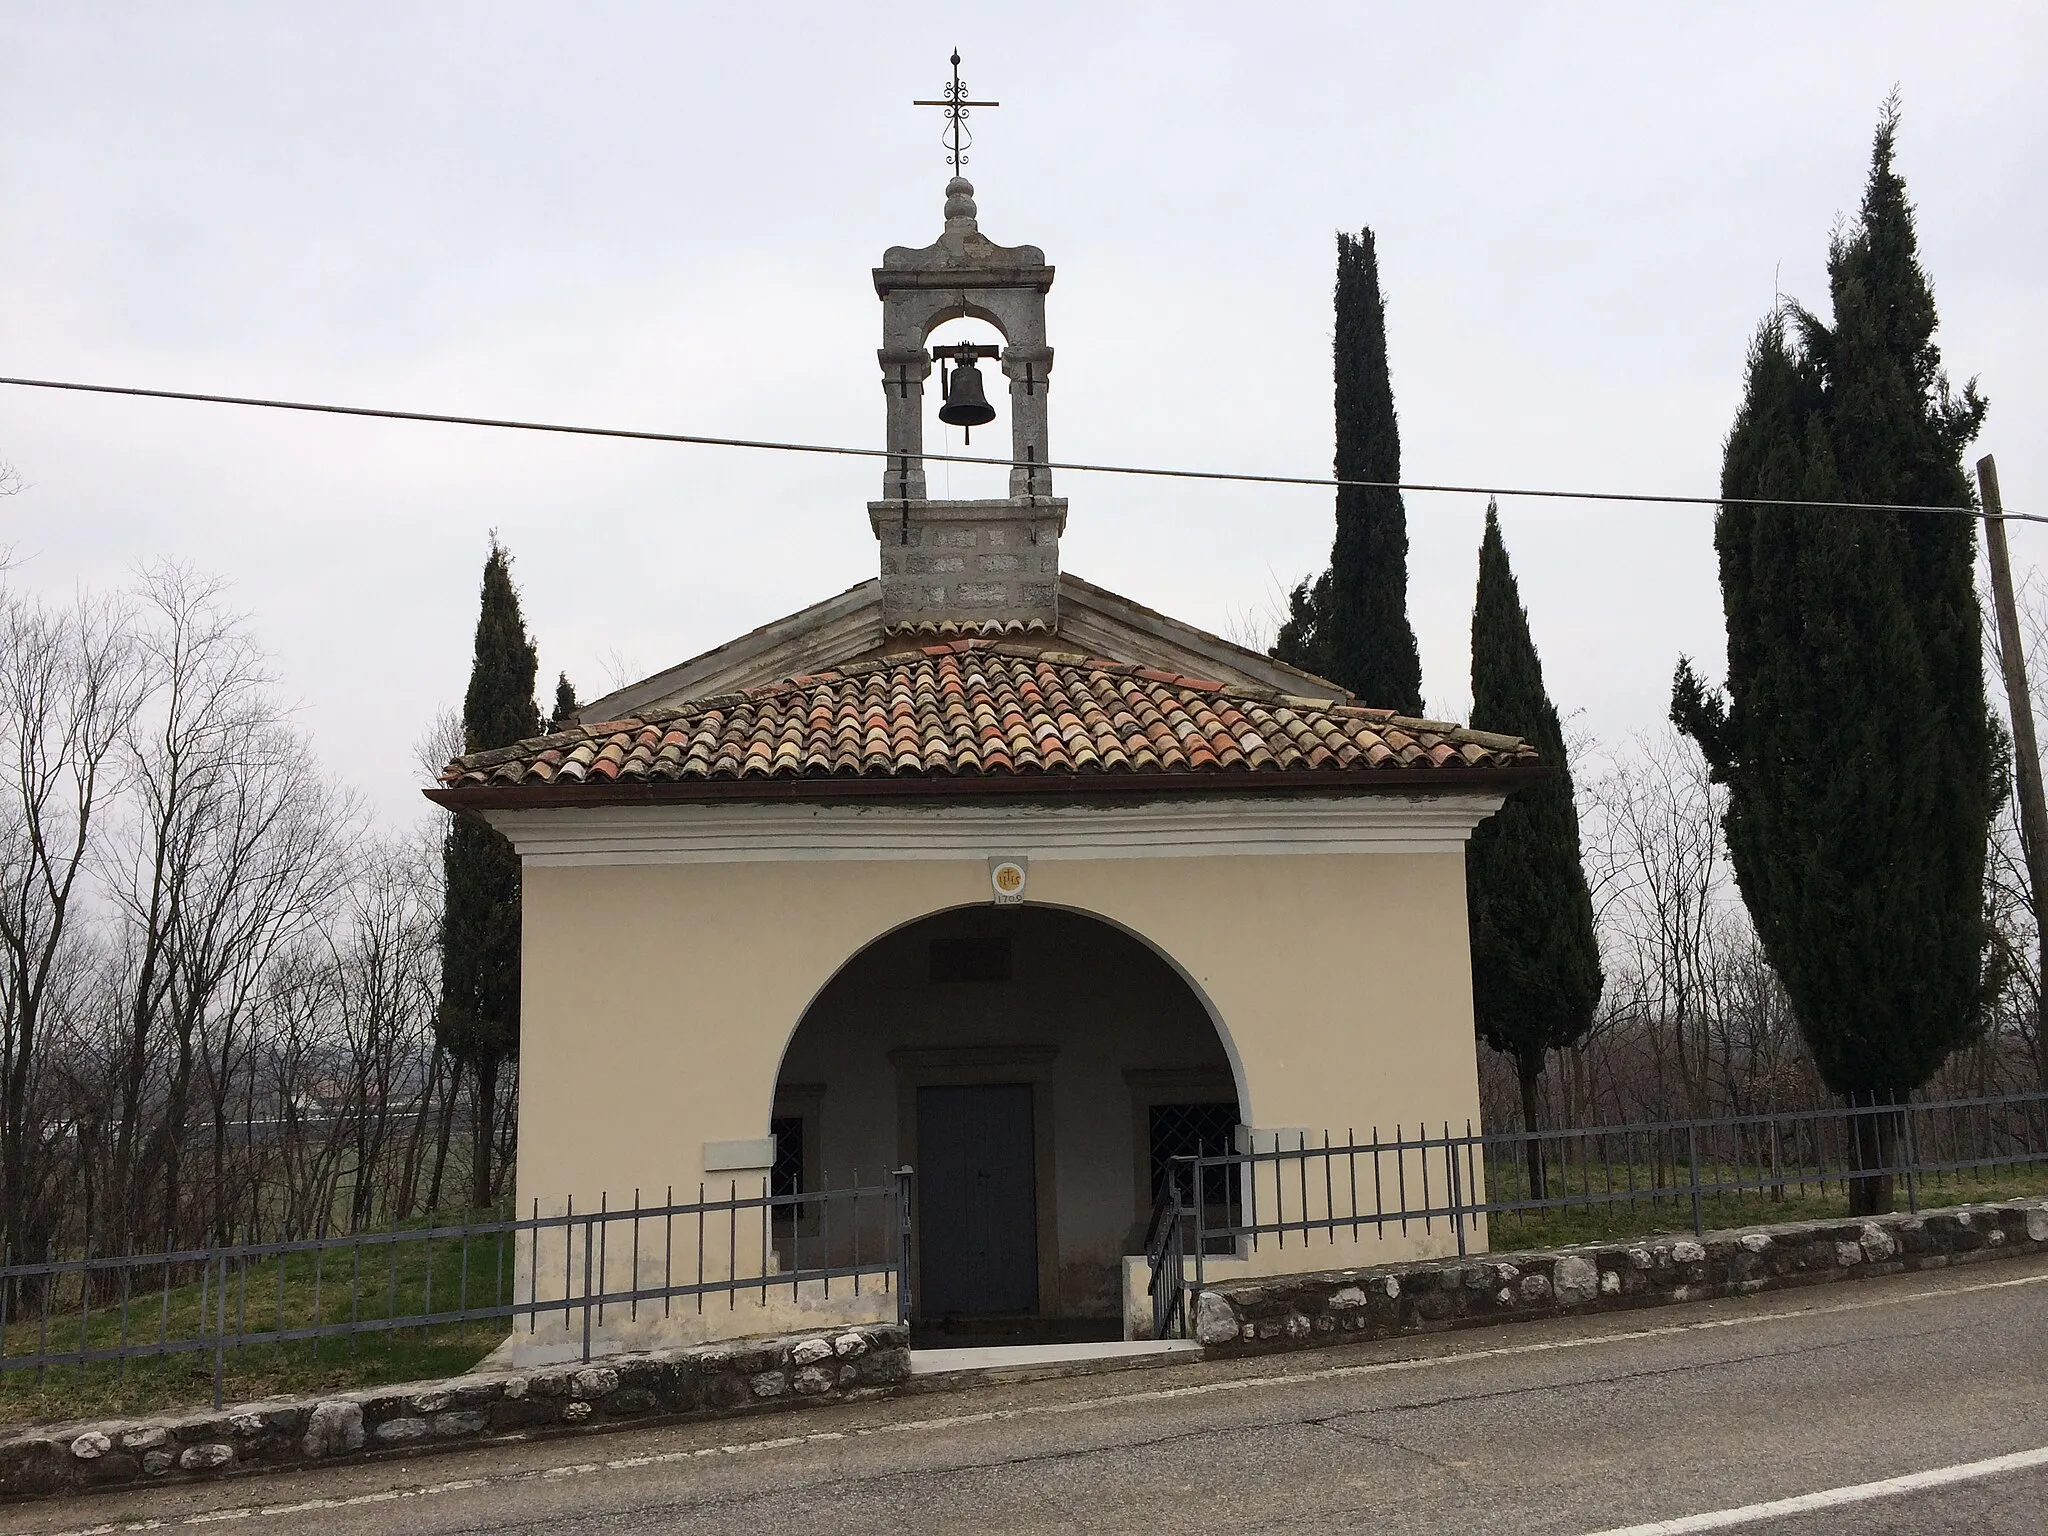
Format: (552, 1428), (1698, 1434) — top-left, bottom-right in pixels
(1484, 1161), (2048, 1252)
(0, 1220), (517, 1427)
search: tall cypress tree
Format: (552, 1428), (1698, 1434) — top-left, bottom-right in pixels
(546, 672), (579, 732)
(1271, 229), (1423, 711)
(1272, 571), (1330, 680)
(1672, 100), (1993, 1214)
(441, 537), (540, 1209)
(1467, 502), (1602, 1197)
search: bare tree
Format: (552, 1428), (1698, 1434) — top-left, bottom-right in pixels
(0, 587), (141, 1255)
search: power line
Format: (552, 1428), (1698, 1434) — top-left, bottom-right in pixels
(1, 373), (2034, 526)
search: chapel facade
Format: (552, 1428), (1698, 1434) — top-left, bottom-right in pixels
(431, 173), (1539, 1354)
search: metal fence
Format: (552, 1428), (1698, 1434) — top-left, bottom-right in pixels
(0, 1171), (912, 1406)
(1148, 1092), (2048, 1338)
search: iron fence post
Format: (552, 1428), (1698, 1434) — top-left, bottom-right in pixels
(581, 1208), (594, 1363)
(894, 1166), (914, 1327)
(1449, 1126), (1466, 1257)
(1686, 1122), (1704, 1238)
(211, 1244), (228, 1409)
(1903, 1101), (1920, 1215)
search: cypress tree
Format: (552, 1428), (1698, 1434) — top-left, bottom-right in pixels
(441, 537), (540, 1209)
(1272, 571), (1330, 680)
(547, 671), (579, 732)
(1672, 100), (1993, 1214)
(1466, 502), (1602, 1198)
(1269, 229), (1423, 710)
(1326, 228), (1423, 712)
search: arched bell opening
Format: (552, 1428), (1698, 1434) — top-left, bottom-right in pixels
(922, 315), (1010, 500)
(767, 904), (1241, 1334)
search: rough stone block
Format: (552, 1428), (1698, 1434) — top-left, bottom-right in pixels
(301, 1402), (364, 1460)
(78, 1452), (141, 1485)
(488, 1397), (558, 1432)
(571, 1366), (619, 1401)
(178, 1444), (234, 1471)
(0, 1440), (69, 1499)
(1552, 1255), (1599, 1303)
(789, 1338), (834, 1366)
(1193, 1290), (1239, 1345)
(70, 1431), (111, 1460)
(432, 1411), (488, 1438)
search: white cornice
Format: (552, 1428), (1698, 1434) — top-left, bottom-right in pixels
(485, 794), (1504, 867)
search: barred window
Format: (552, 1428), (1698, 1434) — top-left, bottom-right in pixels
(770, 1115), (805, 1203)
(1149, 1101), (1239, 1208)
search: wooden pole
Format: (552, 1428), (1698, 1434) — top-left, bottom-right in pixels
(1979, 455), (2048, 1005)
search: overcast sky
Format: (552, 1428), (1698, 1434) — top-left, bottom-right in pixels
(3, 3), (2044, 826)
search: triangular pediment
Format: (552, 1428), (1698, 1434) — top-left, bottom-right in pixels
(576, 574), (1347, 723)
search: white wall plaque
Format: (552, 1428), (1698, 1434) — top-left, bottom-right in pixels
(989, 857), (1028, 905)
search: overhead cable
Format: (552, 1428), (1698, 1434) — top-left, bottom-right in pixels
(0, 374), (2034, 525)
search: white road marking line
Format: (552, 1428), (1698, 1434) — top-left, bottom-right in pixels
(1581, 1443), (2048, 1533)
(13, 1265), (2046, 1536)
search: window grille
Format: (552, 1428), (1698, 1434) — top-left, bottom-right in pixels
(770, 1115), (805, 1203)
(1149, 1101), (1239, 1209)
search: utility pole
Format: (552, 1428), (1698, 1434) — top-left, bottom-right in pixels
(1979, 455), (2048, 1010)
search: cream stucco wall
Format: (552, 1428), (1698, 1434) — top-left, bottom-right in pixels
(504, 804), (1495, 1345)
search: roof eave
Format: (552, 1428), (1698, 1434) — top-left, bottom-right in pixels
(424, 764), (1550, 817)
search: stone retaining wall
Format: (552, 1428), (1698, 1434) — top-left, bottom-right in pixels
(0, 1322), (908, 1502)
(1192, 1198), (2048, 1354)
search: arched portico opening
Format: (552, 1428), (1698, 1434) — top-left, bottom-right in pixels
(770, 904), (1239, 1330)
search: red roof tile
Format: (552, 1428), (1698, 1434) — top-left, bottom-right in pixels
(437, 640), (1537, 792)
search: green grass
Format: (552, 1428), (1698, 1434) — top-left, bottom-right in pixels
(1483, 1160), (2048, 1252)
(0, 1221), (516, 1426)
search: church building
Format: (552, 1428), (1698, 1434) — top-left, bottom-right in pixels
(431, 157), (1540, 1353)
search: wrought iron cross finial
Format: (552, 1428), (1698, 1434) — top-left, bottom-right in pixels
(913, 48), (998, 173)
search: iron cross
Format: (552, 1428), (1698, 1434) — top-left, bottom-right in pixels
(913, 50), (998, 173)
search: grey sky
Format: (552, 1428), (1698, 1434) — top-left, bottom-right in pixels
(3, 3), (2043, 826)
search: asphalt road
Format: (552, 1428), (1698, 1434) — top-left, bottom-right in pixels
(11, 1254), (2047, 1536)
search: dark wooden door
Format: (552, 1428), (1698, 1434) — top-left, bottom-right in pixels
(916, 1084), (1039, 1317)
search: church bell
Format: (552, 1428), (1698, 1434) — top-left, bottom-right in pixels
(938, 357), (997, 436)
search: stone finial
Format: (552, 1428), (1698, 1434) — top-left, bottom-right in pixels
(943, 176), (978, 233)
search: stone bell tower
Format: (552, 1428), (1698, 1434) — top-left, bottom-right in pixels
(868, 175), (1066, 630)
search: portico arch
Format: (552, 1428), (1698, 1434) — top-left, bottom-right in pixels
(769, 903), (1243, 1324)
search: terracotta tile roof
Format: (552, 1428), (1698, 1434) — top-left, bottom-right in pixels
(436, 640), (1537, 792)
